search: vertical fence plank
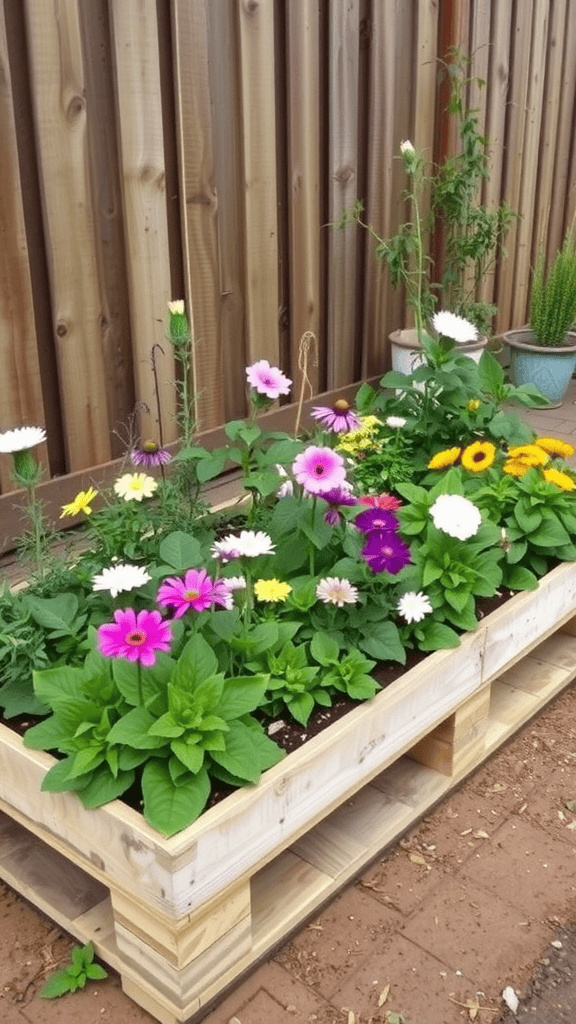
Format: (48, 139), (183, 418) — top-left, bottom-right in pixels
(327, 0), (360, 389)
(510, 0), (549, 326)
(531, 0), (567, 263)
(109, 0), (177, 445)
(79, 0), (135, 460)
(237, 0), (280, 367)
(172, 0), (224, 433)
(494, 2), (534, 333)
(0, 3), (47, 491)
(286, 0), (321, 397)
(23, 0), (111, 472)
(478, 0), (513, 316)
(360, 0), (413, 378)
(546, 2), (576, 261)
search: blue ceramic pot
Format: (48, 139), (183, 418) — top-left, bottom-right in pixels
(504, 329), (576, 408)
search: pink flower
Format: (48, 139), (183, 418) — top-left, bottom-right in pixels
(359, 493), (402, 511)
(310, 400), (361, 434)
(131, 441), (172, 467)
(246, 360), (292, 399)
(156, 569), (232, 617)
(98, 608), (172, 667)
(292, 446), (347, 495)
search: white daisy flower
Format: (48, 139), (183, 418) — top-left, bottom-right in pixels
(400, 140), (415, 155)
(223, 576), (247, 591)
(234, 530), (276, 558)
(276, 464), (293, 498)
(92, 563), (151, 599)
(316, 577), (359, 607)
(397, 591), (432, 624)
(429, 493), (482, 540)
(113, 473), (158, 502)
(431, 310), (479, 344)
(0, 426), (47, 453)
(386, 416), (407, 429)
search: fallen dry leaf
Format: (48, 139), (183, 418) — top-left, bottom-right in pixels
(467, 997), (480, 1020)
(409, 852), (428, 866)
(347, 1011), (355, 1024)
(473, 830), (489, 839)
(307, 924), (323, 931)
(378, 983), (390, 1006)
(565, 799), (576, 813)
(460, 828), (472, 836)
(489, 782), (507, 793)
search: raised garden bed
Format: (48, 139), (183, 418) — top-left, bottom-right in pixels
(1, 562), (576, 1023)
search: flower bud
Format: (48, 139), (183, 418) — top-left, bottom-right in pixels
(167, 300), (188, 343)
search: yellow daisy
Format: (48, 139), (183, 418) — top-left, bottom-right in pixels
(534, 437), (575, 459)
(543, 467), (575, 491)
(507, 444), (549, 466)
(428, 447), (461, 470)
(502, 459), (529, 477)
(60, 487), (98, 518)
(254, 578), (292, 602)
(467, 399), (481, 412)
(114, 473), (158, 502)
(461, 441), (496, 473)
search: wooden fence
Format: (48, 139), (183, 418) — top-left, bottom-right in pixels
(1, 0), (576, 499)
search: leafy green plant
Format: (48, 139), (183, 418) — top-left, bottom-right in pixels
(39, 941), (107, 998)
(529, 225), (576, 346)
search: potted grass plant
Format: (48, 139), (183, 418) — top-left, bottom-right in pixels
(504, 225), (576, 407)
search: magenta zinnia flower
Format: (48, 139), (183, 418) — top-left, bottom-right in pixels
(157, 569), (232, 617)
(361, 531), (411, 575)
(359, 493), (402, 511)
(354, 507), (399, 534)
(246, 359), (292, 399)
(98, 608), (172, 667)
(131, 441), (172, 467)
(318, 486), (359, 525)
(292, 446), (347, 495)
(311, 399), (361, 434)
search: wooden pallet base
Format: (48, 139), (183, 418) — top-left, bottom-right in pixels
(1, 625), (575, 1024)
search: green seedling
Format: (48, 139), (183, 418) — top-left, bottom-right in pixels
(39, 941), (108, 998)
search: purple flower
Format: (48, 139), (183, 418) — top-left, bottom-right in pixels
(361, 531), (411, 575)
(98, 608), (172, 667)
(311, 399), (361, 434)
(354, 507), (399, 534)
(292, 446), (347, 495)
(131, 441), (172, 467)
(246, 360), (292, 399)
(318, 486), (359, 526)
(157, 569), (232, 617)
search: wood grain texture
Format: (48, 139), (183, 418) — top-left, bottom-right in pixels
(0, 5), (47, 491)
(23, 0), (111, 471)
(172, 1), (224, 433)
(327, 0), (360, 389)
(286, 0), (321, 396)
(109, 0), (177, 444)
(546, 0), (576, 262)
(237, 0), (280, 366)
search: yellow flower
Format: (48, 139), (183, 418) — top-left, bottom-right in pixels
(543, 467), (575, 491)
(461, 441), (496, 473)
(428, 447), (461, 470)
(507, 444), (548, 466)
(337, 415), (382, 454)
(60, 487), (98, 518)
(534, 437), (575, 459)
(502, 459), (529, 477)
(114, 473), (158, 502)
(167, 300), (185, 315)
(254, 578), (292, 602)
(467, 399), (481, 412)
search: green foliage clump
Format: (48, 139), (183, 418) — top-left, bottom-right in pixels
(529, 227), (576, 346)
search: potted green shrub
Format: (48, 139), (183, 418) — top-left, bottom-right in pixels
(504, 225), (576, 407)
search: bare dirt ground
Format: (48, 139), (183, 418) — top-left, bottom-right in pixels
(1, 682), (576, 1024)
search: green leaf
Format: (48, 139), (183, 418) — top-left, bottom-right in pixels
(158, 532), (202, 572)
(380, 369), (411, 389)
(172, 633), (219, 690)
(78, 767), (136, 808)
(358, 622), (406, 664)
(32, 665), (84, 707)
(25, 593), (78, 634)
(477, 349), (504, 393)
(422, 558), (443, 587)
(529, 517), (570, 547)
(40, 756), (87, 793)
(514, 505), (542, 533)
(142, 761), (211, 837)
(310, 631), (340, 666)
(113, 655), (172, 709)
(286, 692), (315, 725)
(503, 564), (539, 591)
(418, 620), (462, 651)
(215, 675), (269, 719)
(85, 963), (108, 981)
(23, 715), (73, 751)
(171, 738), (204, 774)
(39, 968), (76, 999)
(209, 719), (267, 781)
(107, 706), (168, 748)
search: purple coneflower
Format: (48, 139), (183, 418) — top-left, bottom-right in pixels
(131, 441), (172, 467)
(354, 507), (399, 534)
(318, 486), (359, 526)
(311, 399), (361, 434)
(361, 531), (411, 575)
(246, 359), (292, 400)
(292, 446), (347, 495)
(157, 569), (232, 617)
(98, 608), (172, 667)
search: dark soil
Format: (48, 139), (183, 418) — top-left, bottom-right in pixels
(495, 923), (576, 1023)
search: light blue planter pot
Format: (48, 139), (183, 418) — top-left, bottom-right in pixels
(504, 329), (576, 409)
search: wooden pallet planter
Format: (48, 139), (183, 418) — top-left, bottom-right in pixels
(1, 562), (576, 1023)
